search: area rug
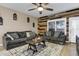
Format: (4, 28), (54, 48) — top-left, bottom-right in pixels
(0, 42), (64, 56)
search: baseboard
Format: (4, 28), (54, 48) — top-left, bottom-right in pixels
(66, 41), (76, 44)
(66, 41), (76, 43)
(66, 41), (71, 43)
(70, 42), (76, 44)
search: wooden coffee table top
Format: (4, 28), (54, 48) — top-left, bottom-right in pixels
(30, 37), (43, 45)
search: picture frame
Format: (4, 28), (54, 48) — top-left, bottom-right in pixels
(13, 13), (17, 20)
(0, 17), (3, 25)
(27, 17), (30, 23)
(33, 22), (35, 28)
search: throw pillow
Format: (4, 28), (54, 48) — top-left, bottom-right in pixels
(18, 32), (26, 38)
(10, 33), (19, 39)
(26, 32), (30, 37)
(7, 34), (14, 40)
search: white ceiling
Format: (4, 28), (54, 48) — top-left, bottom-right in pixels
(0, 3), (79, 18)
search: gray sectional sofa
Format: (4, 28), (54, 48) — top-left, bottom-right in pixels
(43, 31), (66, 45)
(3, 31), (37, 50)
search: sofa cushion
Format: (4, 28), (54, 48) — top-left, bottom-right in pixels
(26, 32), (30, 37)
(53, 31), (60, 38)
(49, 29), (55, 36)
(18, 32), (26, 38)
(30, 32), (36, 38)
(46, 31), (51, 37)
(9, 33), (19, 39)
(59, 31), (64, 36)
(7, 34), (14, 40)
(51, 37), (58, 40)
(8, 38), (26, 44)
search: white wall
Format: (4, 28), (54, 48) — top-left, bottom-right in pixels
(69, 17), (79, 43)
(0, 6), (38, 45)
(76, 18), (79, 36)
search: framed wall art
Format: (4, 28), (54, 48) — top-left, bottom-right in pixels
(33, 22), (35, 28)
(0, 17), (3, 25)
(13, 13), (17, 20)
(27, 17), (30, 23)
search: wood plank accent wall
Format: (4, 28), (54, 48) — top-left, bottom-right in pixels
(38, 8), (79, 36)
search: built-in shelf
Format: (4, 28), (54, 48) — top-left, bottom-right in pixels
(38, 19), (47, 36)
(38, 24), (47, 27)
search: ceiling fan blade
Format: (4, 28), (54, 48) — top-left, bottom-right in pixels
(28, 8), (36, 11)
(32, 3), (38, 6)
(39, 11), (42, 14)
(45, 8), (53, 11)
(44, 3), (49, 5)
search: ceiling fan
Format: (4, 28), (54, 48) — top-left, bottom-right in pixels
(28, 3), (53, 14)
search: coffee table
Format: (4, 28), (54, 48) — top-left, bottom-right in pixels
(27, 37), (46, 54)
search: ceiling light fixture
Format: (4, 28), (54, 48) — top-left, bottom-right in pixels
(37, 7), (43, 11)
(28, 3), (53, 14)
